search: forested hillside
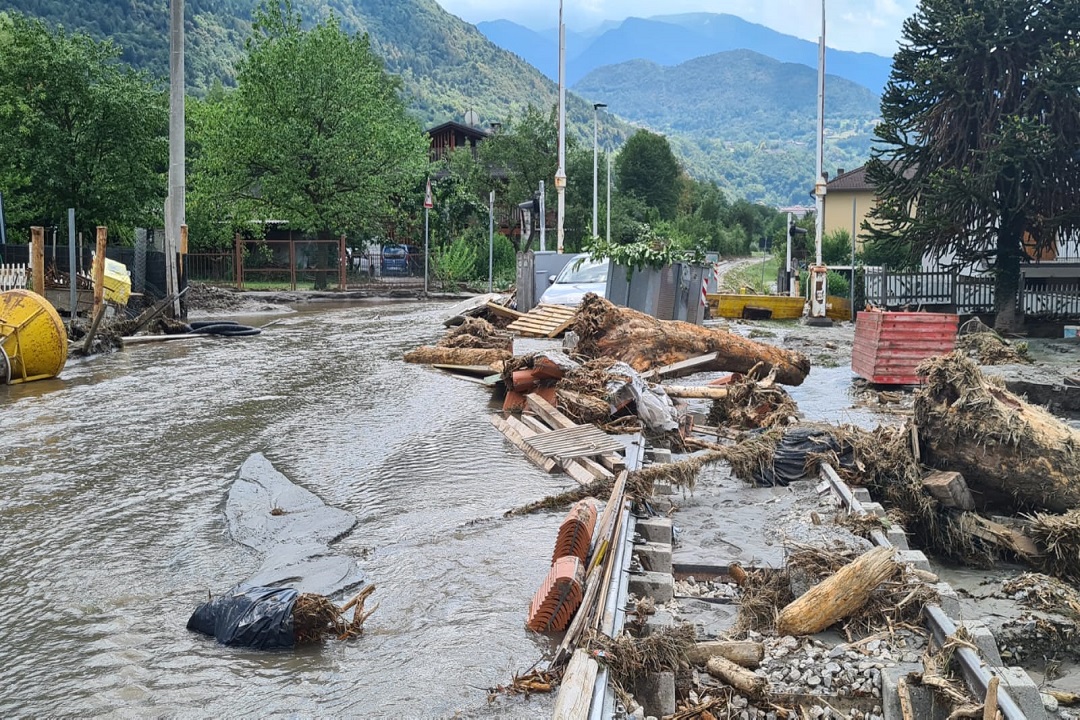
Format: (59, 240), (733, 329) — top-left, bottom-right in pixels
(574, 51), (880, 204)
(4, 0), (878, 204)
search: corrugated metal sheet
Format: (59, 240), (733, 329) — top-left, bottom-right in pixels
(852, 311), (958, 385)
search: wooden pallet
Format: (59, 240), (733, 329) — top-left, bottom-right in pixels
(506, 303), (577, 338)
(523, 424), (625, 462)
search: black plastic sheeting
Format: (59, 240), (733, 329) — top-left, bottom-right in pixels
(187, 585), (298, 650)
(751, 426), (854, 487)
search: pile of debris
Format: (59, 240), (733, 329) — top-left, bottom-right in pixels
(406, 293), (1080, 717)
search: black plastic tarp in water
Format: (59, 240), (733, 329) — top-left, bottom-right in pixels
(187, 585), (298, 650)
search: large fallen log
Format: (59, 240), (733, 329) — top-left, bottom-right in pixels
(570, 294), (810, 386)
(914, 352), (1080, 513)
(776, 546), (897, 636)
(403, 346), (510, 366)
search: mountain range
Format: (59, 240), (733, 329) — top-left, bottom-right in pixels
(2, 0), (883, 205)
(477, 13), (894, 95)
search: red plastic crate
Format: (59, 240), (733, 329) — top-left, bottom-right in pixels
(851, 311), (958, 385)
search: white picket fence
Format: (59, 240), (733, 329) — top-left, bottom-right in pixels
(0, 263), (29, 291)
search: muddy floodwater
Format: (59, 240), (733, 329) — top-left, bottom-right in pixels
(0, 301), (567, 718)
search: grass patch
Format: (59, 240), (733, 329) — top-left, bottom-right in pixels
(724, 255), (781, 294)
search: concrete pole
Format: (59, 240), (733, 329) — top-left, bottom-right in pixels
(165, 0), (185, 318)
(606, 153), (611, 244)
(423, 206), (429, 295)
(809, 0), (829, 319)
(539, 180), (546, 251)
(555, 0), (567, 253)
(851, 195), (857, 321)
(592, 103), (606, 238)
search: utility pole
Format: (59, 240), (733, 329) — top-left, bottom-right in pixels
(606, 153), (611, 244)
(808, 0), (830, 322)
(165, 0), (185, 318)
(592, 102), (607, 239)
(488, 190), (495, 292)
(555, 0), (567, 253)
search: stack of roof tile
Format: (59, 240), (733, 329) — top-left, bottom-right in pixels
(552, 500), (597, 564)
(525, 556), (585, 633)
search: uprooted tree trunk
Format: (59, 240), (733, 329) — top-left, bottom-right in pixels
(914, 352), (1080, 513)
(570, 294), (811, 386)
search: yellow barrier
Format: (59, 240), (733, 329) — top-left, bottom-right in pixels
(708, 294), (806, 320)
(0, 289), (68, 384)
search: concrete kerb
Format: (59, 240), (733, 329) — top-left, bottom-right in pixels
(820, 462), (1044, 720)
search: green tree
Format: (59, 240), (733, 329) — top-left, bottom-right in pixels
(475, 106), (564, 252)
(0, 11), (166, 242)
(191, 1), (429, 248)
(865, 0), (1080, 331)
(616, 130), (682, 220)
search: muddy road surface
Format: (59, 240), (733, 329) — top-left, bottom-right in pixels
(0, 300), (563, 718)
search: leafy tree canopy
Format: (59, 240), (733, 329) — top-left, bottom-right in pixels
(0, 11), (167, 242)
(616, 130), (683, 220)
(189, 0), (429, 243)
(866, 0), (1080, 328)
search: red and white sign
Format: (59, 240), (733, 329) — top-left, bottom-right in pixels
(423, 179), (434, 209)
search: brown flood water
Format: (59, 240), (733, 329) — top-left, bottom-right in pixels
(0, 300), (564, 718)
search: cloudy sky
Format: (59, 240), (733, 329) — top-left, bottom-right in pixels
(433, 0), (919, 57)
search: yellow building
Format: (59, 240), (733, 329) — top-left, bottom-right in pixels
(822, 166), (876, 251)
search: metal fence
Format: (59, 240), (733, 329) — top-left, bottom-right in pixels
(0, 263), (28, 291)
(864, 268), (1080, 317)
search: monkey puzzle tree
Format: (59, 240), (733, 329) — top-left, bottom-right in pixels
(865, 0), (1080, 331)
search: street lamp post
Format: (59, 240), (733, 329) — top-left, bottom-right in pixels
(592, 103), (607, 239)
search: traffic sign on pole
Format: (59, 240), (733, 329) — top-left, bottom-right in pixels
(424, 178), (434, 209)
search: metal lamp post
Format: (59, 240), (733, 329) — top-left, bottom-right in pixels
(592, 102), (607, 239)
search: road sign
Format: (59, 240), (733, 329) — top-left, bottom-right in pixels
(424, 179), (433, 209)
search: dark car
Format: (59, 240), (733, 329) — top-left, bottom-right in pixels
(381, 244), (421, 276)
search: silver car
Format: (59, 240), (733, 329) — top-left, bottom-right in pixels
(538, 254), (610, 306)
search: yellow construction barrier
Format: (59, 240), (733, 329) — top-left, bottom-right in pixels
(708, 293), (806, 320)
(0, 289), (68, 384)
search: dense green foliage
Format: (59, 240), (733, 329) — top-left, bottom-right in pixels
(188, 1), (429, 250)
(616, 131), (682, 220)
(0, 12), (167, 242)
(866, 0), (1080, 329)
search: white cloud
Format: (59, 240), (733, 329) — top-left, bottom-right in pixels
(435, 0), (919, 57)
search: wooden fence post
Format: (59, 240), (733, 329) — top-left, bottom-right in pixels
(234, 232), (243, 290)
(93, 227), (107, 313)
(339, 234), (346, 290)
(30, 226), (45, 295)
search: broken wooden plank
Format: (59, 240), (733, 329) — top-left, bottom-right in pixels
(641, 352), (721, 381)
(921, 470), (976, 511)
(968, 515), (1041, 559)
(490, 414), (558, 473)
(484, 301), (524, 320)
(661, 385), (732, 400)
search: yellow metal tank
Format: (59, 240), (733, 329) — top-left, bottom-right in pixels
(0, 289), (68, 384)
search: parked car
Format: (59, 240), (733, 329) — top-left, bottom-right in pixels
(538, 253), (610, 306)
(381, 244), (421, 276)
